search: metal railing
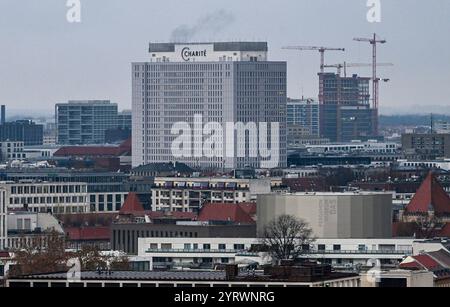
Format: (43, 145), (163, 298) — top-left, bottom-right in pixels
(146, 248), (246, 254)
(304, 249), (412, 255)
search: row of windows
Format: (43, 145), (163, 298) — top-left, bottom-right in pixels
(10, 185), (87, 195)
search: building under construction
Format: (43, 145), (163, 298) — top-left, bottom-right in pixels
(319, 72), (377, 142)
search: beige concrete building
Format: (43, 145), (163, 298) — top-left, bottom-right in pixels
(257, 192), (393, 239)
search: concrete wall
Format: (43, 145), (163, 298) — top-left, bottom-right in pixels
(257, 192), (393, 239)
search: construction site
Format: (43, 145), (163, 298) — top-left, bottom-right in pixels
(284, 33), (392, 142)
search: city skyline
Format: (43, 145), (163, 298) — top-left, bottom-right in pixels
(1, 0), (450, 116)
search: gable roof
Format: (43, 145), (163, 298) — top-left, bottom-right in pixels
(428, 249), (450, 268)
(405, 172), (450, 215)
(198, 203), (255, 224)
(119, 193), (145, 216)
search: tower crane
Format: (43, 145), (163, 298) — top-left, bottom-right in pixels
(323, 62), (393, 77)
(353, 33), (387, 114)
(282, 46), (345, 73)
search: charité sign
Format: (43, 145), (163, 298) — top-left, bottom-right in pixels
(176, 44), (214, 62)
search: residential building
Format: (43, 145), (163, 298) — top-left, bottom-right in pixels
(7, 210), (64, 250)
(257, 192), (393, 239)
(0, 141), (25, 162)
(0, 187), (6, 250)
(151, 177), (282, 213)
(402, 133), (450, 160)
(55, 100), (119, 145)
(304, 140), (400, 155)
(132, 41), (287, 170)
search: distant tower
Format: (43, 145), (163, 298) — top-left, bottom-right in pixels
(1, 105), (5, 125)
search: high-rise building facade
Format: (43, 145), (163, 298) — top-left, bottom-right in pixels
(0, 187), (7, 250)
(55, 100), (119, 145)
(287, 98), (320, 136)
(319, 73), (376, 142)
(118, 110), (132, 130)
(132, 42), (287, 170)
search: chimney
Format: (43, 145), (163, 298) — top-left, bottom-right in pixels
(225, 264), (239, 281)
(1, 105), (5, 125)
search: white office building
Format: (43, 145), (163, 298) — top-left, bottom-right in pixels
(3, 181), (89, 214)
(132, 42), (287, 170)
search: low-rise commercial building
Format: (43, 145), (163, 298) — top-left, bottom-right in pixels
(112, 222), (256, 255)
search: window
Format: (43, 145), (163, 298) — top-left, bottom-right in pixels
(233, 244), (245, 251)
(184, 244), (191, 250)
(203, 244), (211, 250)
(218, 244), (226, 250)
(318, 244), (326, 251)
(333, 245), (341, 251)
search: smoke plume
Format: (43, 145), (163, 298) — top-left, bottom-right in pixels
(170, 9), (235, 43)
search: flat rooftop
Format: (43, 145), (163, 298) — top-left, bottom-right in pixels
(149, 42), (268, 53)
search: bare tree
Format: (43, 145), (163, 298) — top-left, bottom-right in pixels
(9, 231), (68, 277)
(261, 215), (315, 263)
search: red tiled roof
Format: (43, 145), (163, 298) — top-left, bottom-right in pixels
(400, 261), (423, 270)
(119, 193), (145, 216)
(146, 211), (197, 220)
(198, 203), (255, 224)
(54, 146), (125, 157)
(237, 203), (257, 217)
(119, 138), (132, 149)
(428, 249), (450, 268)
(405, 172), (450, 215)
(66, 226), (111, 241)
(412, 255), (442, 271)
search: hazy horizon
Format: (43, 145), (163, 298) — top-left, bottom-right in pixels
(1, 0), (449, 115)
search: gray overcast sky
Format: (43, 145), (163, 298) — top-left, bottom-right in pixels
(0, 0), (449, 116)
